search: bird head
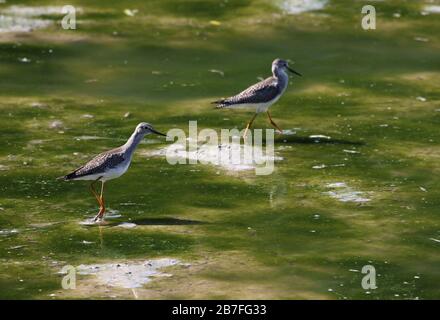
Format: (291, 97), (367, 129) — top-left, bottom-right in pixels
(272, 58), (302, 77)
(135, 122), (166, 136)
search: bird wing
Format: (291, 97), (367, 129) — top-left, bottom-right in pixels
(63, 148), (126, 180)
(213, 77), (280, 108)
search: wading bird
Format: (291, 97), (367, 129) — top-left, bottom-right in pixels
(212, 58), (301, 138)
(59, 122), (166, 222)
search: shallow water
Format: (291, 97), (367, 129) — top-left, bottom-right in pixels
(0, 0), (439, 299)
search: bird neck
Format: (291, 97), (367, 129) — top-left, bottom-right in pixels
(272, 67), (289, 89)
(123, 131), (145, 155)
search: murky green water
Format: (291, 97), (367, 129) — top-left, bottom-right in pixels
(1, 0), (439, 299)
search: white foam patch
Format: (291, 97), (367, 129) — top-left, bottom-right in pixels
(0, 15), (52, 33)
(323, 182), (371, 203)
(281, 129), (296, 135)
(117, 222), (137, 229)
(105, 209), (122, 219)
(29, 222), (60, 228)
(79, 209), (121, 225)
(74, 136), (108, 141)
(0, 228), (19, 235)
(75, 258), (180, 289)
(309, 134), (331, 139)
(423, 5), (440, 14)
(343, 149), (360, 154)
(146, 141), (282, 172)
(278, 0), (328, 14)
(79, 219), (98, 226)
(2, 6), (68, 16)
(0, 5), (82, 33)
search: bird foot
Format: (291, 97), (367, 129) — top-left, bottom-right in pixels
(93, 209), (105, 223)
(93, 216), (104, 223)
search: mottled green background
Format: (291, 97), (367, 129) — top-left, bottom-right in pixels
(0, 0), (439, 299)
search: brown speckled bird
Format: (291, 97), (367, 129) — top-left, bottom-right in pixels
(213, 58), (301, 138)
(59, 122), (166, 222)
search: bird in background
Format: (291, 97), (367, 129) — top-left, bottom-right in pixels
(212, 58), (302, 138)
(58, 122), (166, 222)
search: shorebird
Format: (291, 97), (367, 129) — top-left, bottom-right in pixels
(59, 122), (166, 222)
(212, 58), (301, 138)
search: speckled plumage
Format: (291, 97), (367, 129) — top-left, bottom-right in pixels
(213, 76), (281, 108)
(212, 58), (299, 114)
(59, 122), (166, 183)
(62, 147), (126, 181)
(59, 122), (166, 222)
(212, 59), (301, 138)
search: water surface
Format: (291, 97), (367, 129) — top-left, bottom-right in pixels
(0, 0), (439, 299)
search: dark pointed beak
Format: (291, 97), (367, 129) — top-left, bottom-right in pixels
(287, 66), (302, 77)
(151, 128), (167, 136)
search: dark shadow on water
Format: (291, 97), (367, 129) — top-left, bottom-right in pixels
(105, 217), (208, 227)
(133, 217), (208, 226)
(274, 135), (365, 146)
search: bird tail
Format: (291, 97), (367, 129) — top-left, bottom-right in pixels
(57, 171), (77, 181)
(211, 99), (229, 109)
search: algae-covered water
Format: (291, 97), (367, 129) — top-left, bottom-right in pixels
(0, 0), (440, 299)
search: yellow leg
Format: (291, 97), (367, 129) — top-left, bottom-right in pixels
(243, 113), (258, 139)
(90, 179), (105, 222)
(90, 179), (102, 206)
(94, 181), (106, 222)
(99, 181), (106, 214)
(267, 111), (283, 133)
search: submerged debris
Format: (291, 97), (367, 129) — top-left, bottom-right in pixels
(7, 245), (27, 250)
(323, 182), (371, 203)
(18, 57), (31, 63)
(75, 258), (180, 289)
(209, 69), (224, 77)
(209, 20), (221, 26)
(123, 9), (139, 17)
(49, 120), (64, 129)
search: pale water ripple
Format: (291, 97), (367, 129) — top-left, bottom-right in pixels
(278, 0), (328, 15)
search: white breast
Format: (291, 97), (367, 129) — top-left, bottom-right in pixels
(255, 97), (280, 113)
(101, 161), (131, 182)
